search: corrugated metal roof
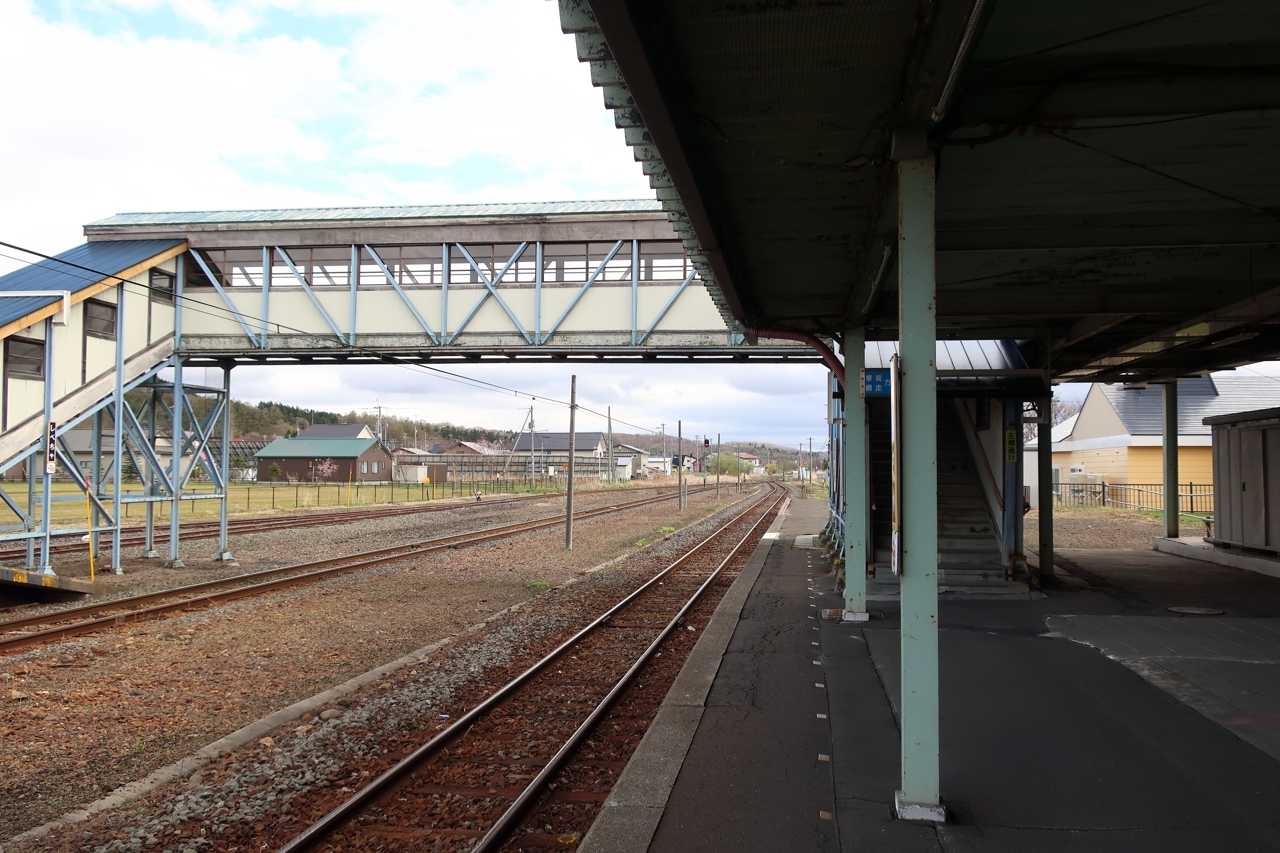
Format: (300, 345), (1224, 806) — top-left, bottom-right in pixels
(863, 339), (1028, 372)
(87, 200), (664, 228)
(863, 339), (1041, 393)
(1101, 375), (1280, 435)
(512, 432), (606, 452)
(0, 240), (184, 330)
(296, 424), (374, 440)
(254, 437), (380, 458)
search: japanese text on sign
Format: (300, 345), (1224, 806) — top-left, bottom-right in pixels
(860, 368), (891, 397)
(1004, 429), (1018, 463)
(45, 421), (57, 475)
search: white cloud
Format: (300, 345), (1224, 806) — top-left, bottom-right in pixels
(0, 0), (646, 268)
(0, 0), (832, 447)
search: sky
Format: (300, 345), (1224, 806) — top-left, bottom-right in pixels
(5, 0), (1273, 444)
(0, 0), (832, 446)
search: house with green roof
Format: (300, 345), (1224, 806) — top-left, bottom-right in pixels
(254, 436), (392, 483)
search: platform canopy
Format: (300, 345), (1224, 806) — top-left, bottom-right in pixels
(565, 0), (1280, 383)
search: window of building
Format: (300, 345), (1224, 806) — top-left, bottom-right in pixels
(84, 300), (117, 340)
(372, 461), (379, 473)
(361, 461), (368, 473)
(150, 268), (175, 302)
(5, 337), (44, 379)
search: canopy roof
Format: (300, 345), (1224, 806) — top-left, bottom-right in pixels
(566, 0), (1280, 383)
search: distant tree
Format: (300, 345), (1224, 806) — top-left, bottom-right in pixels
(315, 458), (339, 481)
(268, 462), (282, 481)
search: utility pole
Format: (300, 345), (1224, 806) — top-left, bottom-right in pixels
(607, 406), (614, 484)
(800, 442), (805, 497)
(566, 376), (577, 549)
(809, 436), (814, 494)
(677, 420), (684, 511)
(716, 432), (721, 499)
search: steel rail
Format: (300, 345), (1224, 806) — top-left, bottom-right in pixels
(0, 486), (718, 653)
(275, 482), (781, 853)
(0, 483), (686, 560)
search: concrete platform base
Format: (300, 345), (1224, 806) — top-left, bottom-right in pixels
(0, 567), (102, 606)
(1154, 536), (1280, 580)
(894, 790), (947, 823)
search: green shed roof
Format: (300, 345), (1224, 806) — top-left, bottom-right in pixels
(254, 437), (380, 459)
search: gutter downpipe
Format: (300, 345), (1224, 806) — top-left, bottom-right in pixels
(751, 327), (846, 386)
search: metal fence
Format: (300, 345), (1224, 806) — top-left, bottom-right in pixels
(1053, 482), (1214, 513)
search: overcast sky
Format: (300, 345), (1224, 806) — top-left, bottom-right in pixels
(3, 0), (1274, 443)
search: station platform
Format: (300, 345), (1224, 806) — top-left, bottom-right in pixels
(584, 501), (1280, 853)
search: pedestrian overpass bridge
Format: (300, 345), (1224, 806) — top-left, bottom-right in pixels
(0, 200), (820, 578)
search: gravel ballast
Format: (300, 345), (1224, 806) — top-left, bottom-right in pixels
(0, 487), (755, 844)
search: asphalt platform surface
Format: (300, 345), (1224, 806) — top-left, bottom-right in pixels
(647, 502), (1280, 853)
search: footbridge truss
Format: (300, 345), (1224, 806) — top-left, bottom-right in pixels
(0, 201), (815, 580)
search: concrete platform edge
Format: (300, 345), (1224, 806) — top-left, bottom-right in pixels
(577, 496), (790, 853)
(1154, 536), (1280, 580)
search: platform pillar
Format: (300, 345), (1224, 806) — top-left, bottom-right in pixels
(1037, 395), (1054, 579)
(38, 317), (55, 574)
(843, 324), (868, 619)
(1163, 381), (1179, 538)
(143, 391), (160, 558)
(216, 365), (235, 561)
(895, 150), (944, 822)
(110, 281), (125, 573)
(166, 355), (185, 568)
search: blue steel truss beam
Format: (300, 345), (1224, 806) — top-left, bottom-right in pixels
(542, 240), (625, 345)
(189, 250), (260, 347)
(362, 245), (441, 345)
(636, 269), (696, 345)
(452, 243), (533, 345)
(118, 401), (175, 495)
(274, 247), (347, 343)
(53, 441), (116, 522)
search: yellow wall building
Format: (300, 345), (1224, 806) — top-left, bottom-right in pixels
(1026, 375), (1280, 509)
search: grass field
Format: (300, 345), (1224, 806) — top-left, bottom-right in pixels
(0, 478), (584, 529)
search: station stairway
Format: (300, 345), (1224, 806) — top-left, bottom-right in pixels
(865, 399), (1024, 595)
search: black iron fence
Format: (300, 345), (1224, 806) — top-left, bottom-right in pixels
(1052, 482), (1214, 513)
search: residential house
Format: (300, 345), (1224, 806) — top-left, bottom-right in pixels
(511, 432), (607, 457)
(255, 436), (392, 483)
(613, 443), (650, 478)
(1025, 374), (1280, 504)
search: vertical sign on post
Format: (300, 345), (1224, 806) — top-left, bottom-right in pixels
(1004, 428), (1018, 464)
(889, 356), (902, 576)
(45, 421), (57, 475)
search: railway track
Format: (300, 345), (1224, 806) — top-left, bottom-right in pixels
(275, 482), (785, 853)
(0, 485), (719, 655)
(0, 484), (685, 562)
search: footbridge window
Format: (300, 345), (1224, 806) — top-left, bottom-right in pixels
(84, 300), (117, 340)
(4, 337), (44, 379)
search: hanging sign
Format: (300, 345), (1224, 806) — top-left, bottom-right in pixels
(45, 421), (57, 475)
(1004, 429), (1019, 463)
(860, 368), (891, 397)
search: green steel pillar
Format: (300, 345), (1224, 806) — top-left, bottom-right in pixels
(895, 142), (945, 823)
(843, 325), (868, 618)
(1163, 381), (1179, 538)
(1037, 395), (1055, 579)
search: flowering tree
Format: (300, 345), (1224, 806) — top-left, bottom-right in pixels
(315, 457), (339, 481)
